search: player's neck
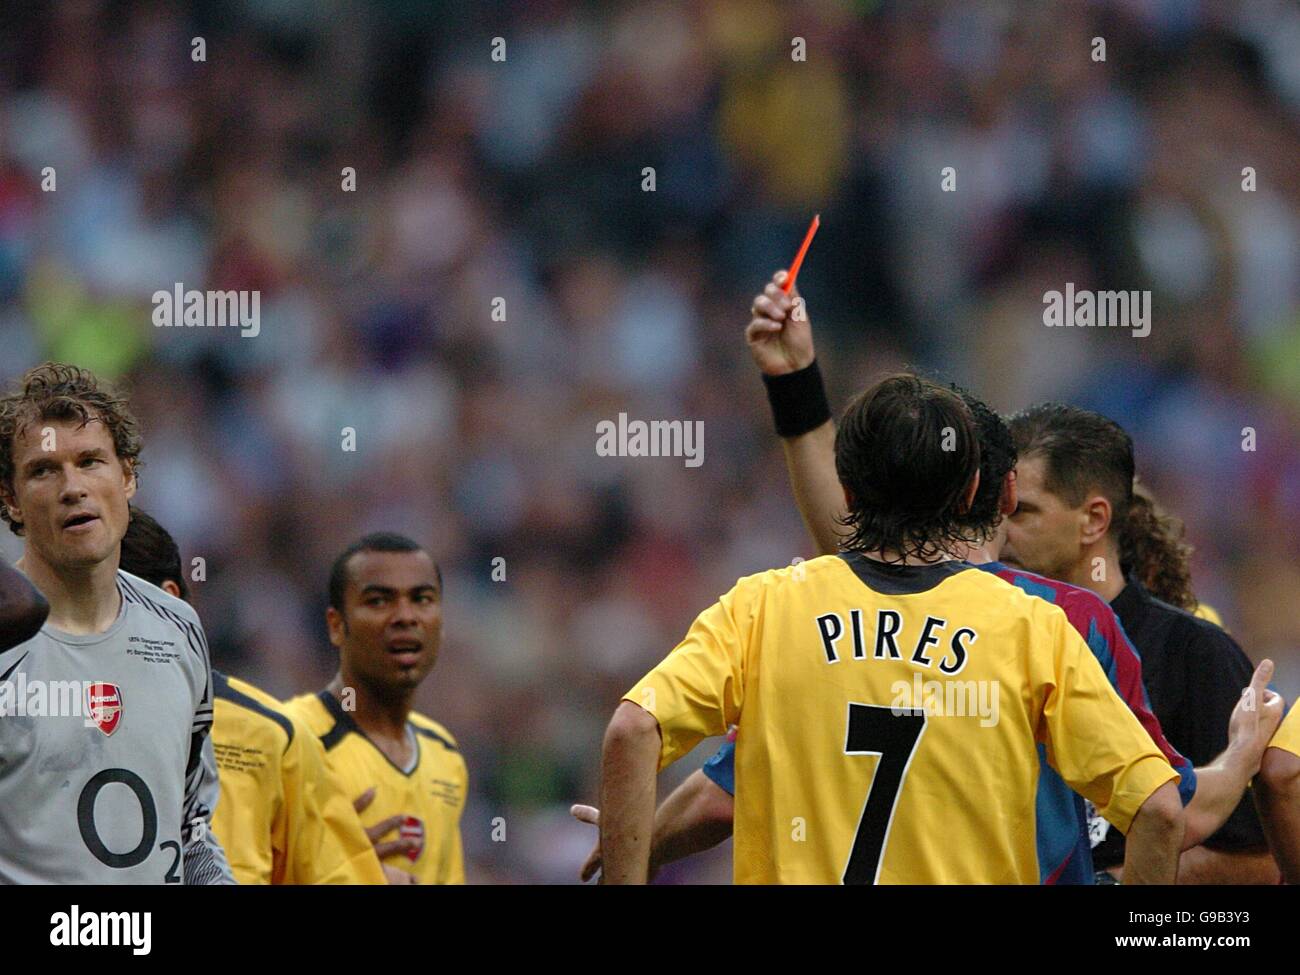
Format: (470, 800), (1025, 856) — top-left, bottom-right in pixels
(858, 547), (963, 567)
(328, 672), (412, 740)
(1067, 542), (1125, 602)
(17, 547), (121, 636)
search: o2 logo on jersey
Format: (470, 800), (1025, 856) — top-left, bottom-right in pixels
(85, 683), (124, 736)
(399, 816), (424, 861)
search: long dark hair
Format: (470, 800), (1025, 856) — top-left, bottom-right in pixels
(1121, 481), (1197, 611)
(835, 373), (982, 561)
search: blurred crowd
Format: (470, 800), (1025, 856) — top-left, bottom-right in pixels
(1, 0), (1298, 882)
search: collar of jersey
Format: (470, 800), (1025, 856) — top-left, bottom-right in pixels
(38, 577), (131, 647)
(837, 551), (975, 595)
(316, 689), (421, 777)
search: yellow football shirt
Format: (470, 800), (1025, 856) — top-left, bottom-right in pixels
(285, 690), (467, 884)
(624, 553), (1178, 884)
(211, 673), (386, 884)
(1271, 703), (1300, 760)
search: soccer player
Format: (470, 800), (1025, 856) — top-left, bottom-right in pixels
(0, 362), (232, 883)
(600, 371), (1187, 884)
(0, 555), (47, 651)
(1257, 706), (1300, 883)
(285, 533), (467, 884)
(1003, 405), (1279, 882)
(117, 507), (388, 885)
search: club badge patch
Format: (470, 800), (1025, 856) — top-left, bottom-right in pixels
(399, 816), (425, 861)
(86, 683), (123, 736)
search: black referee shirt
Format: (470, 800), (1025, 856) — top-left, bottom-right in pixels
(1092, 577), (1265, 869)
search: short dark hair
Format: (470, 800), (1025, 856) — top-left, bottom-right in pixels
(119, 506), (188, 600)
(0, 363), (144, 536)
(328, 532), (440, 612)
(1006, 403), (1134, 535)
(834, 373), (982, 561)
(951, 384), (1017, 537)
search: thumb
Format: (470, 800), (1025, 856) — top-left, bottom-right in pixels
(354, 787), (376, 813)
(570, 804), (600, 826)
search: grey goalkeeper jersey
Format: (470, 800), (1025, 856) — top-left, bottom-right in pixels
(0, 571), (233, 884)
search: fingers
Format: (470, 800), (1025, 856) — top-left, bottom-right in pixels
(374, 836), (418, 859)
(572, 805), (603, 881)
(382, 864), (419, 885)
(1260, 689), (1285, 734)
(1246, 659), (1274, 702)
(364, 810), (420, 859)
(353, 787), (376, 814)
(757, 286), (793, 320)
(365, 814), (403, 843)
(773, 268), (801, 301)
(579, 846), (602, 882)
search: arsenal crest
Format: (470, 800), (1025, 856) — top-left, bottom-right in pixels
(399, 816), (424, 861)
(86, 683), (123, 736)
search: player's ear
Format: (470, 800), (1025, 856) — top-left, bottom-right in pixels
(1079, 493), (1112, 545)
(958, 469), (980, 514)
(326, 605), (347, 647)
(999, 470), (1018, 516)
(162, 580), (182, 599)
(121, 459), (137, 500)
(1, 486), (22, 531)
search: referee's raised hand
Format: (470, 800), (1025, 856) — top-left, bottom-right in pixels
(746, 270), (816, 376)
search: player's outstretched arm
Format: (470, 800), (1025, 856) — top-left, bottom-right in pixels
(746, 270), (844, 556)
(1181, 660), (1284, 848)
(598, 701), (662, 884)
(1255, 742), (1300, 884)
(572, 769), (735, 882)
(1123, 780), (1186, 884)
(0, 557), (48, 651)
(649, 769), (734, 869)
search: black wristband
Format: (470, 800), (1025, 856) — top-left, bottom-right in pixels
(762, 360), (832, 438)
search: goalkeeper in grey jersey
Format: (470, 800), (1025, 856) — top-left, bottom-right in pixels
(0, 363), (232, 884)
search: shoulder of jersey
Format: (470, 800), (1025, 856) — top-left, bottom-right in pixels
(740, 553), (853, 589)
(282, 691), (335, 737)
(214, 671), (297, 751)
(408, 711), (460, 754)
(986, 564), (1096, 619)
(117, 569), (203, 629)
(1038, 573), (1116, 622)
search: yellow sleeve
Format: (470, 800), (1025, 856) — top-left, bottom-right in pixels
(1037, 607), (1178, 834)
(622, 581), (749, 769)
(280, 721), (386, 885)
(1272, 705), (1300, 760)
